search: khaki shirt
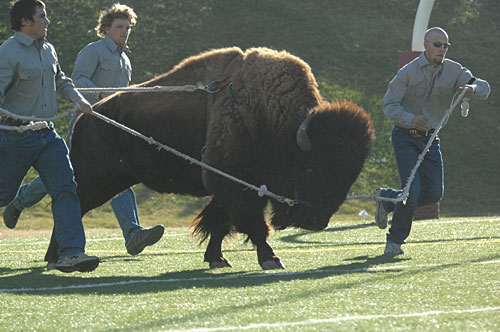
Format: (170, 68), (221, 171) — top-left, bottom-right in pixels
(383, 53), (490, 129)
(71, 36), (132, 104)
(0, 32), (83, 118)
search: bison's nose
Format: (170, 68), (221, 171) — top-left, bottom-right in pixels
(304, 216), (330, 231)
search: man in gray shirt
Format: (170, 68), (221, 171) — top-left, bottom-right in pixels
(0, 0), (99, 272)
(3, 3), (164, 257)
(375, 27), (490, 255)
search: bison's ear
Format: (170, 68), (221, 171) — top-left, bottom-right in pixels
(296, 112), (314, 151)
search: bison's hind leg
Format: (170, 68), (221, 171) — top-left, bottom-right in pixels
(191, 198), (232, 268)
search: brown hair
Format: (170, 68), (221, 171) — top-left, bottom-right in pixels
(95, 3), (137, 38)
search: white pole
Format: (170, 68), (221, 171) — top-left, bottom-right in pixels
(411, 0), (436, 51)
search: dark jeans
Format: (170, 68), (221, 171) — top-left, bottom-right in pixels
(380, 127), (444, 244)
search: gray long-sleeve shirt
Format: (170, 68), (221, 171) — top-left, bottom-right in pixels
(0, 32), (83, 118)
(383, 53), (490, 129)
(71, 36), (132, 104)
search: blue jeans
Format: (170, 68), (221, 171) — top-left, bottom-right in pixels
(380, 127), (444, 244)
(0, 124), (85, 258)
(12, 115), (142, 242)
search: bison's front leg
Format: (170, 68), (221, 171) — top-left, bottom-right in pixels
(252, 235), (285, 270)
(232, 206), (285, 270)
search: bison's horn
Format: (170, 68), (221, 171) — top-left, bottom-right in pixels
(296, 112), (314, 151)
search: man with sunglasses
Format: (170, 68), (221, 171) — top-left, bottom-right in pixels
(375, 27), (490, 255)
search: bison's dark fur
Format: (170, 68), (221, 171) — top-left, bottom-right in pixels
(45, 47), (374, 269)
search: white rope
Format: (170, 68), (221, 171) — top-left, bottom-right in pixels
(88, 110), (298, 206)
(0, 83), (298, 206)
(347, 87), (469, 204)
(0, 106), (75, 132)
(0, 82), (469, 208)
(76, 85), (202, 93)
(0, 83), (206, 132)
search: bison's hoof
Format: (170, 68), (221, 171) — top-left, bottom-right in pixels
(260, 258), (286, 270)
(209, 260), (232, 269)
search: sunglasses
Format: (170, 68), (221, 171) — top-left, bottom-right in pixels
(432, 41), (451, 49)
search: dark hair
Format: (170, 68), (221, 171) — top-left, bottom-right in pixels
(10, 0), (45, 31)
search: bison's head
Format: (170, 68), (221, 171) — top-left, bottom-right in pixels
(270, 100), (374, 231)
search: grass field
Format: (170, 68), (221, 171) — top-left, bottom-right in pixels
(0, 216), (499, 331)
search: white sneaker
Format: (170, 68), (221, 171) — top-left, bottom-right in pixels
(55, 253), (99, 273)
(374, 189), (389, 229)
(384, 241), (404, 255)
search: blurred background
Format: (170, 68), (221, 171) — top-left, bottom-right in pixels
(0, 0), (498, 229)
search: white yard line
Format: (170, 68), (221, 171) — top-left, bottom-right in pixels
(1, 217), (498, 246)
(0, 259), (498, 294)
(164, 307), (500, 332)
(415, 217), (500, 226)
(0, 231), (187, 246)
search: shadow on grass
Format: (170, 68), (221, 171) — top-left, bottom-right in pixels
(101, 253), (500, 331)
(277, 231), (500, 249)
(0, 253), (411, 296)
(278, 222), (375, 245)
(2, 234), (496, 296)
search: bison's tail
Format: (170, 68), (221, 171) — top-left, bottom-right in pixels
(191, 212), (210, 244)
(191, 198), (230, 244)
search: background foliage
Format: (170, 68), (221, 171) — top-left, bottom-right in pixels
(0, 0), (498, 225)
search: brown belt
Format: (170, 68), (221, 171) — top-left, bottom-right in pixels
(396, 126), (435, 138)
(1, 117), (30, 126)
(1, 117), (51, 130)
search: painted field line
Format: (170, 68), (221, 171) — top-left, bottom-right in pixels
(0, 238), (498, 255)
(0, 249), (203, 254)
(275, 238), (500, 254)
(0, 233), (185, 248)
(165, 307), (500, 332)
(0, 259), (498, 294)
(1, 217), (497, 247)
(416, 217), (500, 226)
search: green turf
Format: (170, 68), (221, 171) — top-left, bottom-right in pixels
(1, 217), (498, 331)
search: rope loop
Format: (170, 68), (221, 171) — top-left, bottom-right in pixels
(202, 81), (222, 94)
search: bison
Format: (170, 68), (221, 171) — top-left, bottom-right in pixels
(45, 46), (374, 270)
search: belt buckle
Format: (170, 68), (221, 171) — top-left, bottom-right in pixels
(408, 129), (421, 138)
